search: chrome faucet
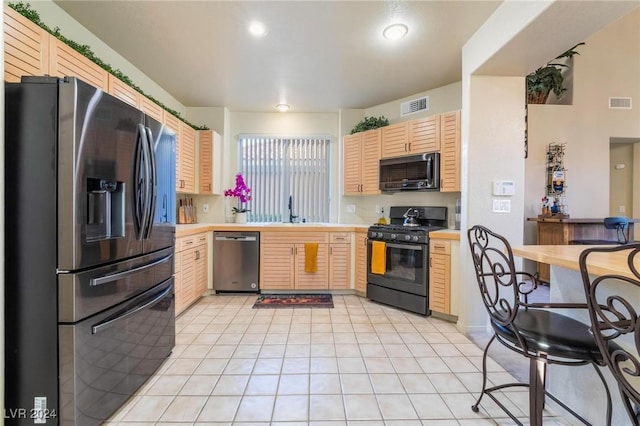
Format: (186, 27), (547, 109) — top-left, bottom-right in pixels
(288, 195), (298, 223)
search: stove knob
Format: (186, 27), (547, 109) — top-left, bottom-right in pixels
(390, 233), (397, 240)
(411, 235), (420, 242)
(404, 235), (412, 241)
(376, 232), (384, 238)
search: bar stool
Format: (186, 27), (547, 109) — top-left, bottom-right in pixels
(467, 225), (612, 425)
(579, 244), (640, 425)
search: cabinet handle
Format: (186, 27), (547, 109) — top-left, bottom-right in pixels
(330, 246), (333, 255)
(434, 245), (445, 250)
(404, 143), (407, 152)
(408, 143), (411, 151)
(195, 250), (200, 260)
(208, 183), (211, 191)
(184, 240), (193, 245)
(291, 247), (295, 255)
(430, 256), (433, 267)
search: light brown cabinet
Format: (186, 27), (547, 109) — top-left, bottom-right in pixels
(409, 115), (440, 153)
(381, 121), (410, 158)
(439, 110), (461, 192)
(429, 239), (451, 314)
(139, 95), (164, 123)
(4, 5), (49, 82)
(107, 74), (139, 107)
(199, 130), (222, 194)
(328, 233), (351, 290)
(260, 232), (330, 290)
(49, 37), (109, 91)
(165, 113), (196, 194)
(175, 233), (208, 315)
(354, 232), (368, 294)
(343, 129), (381, 195)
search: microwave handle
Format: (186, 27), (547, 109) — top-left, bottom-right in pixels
(426, 156), (433, 182)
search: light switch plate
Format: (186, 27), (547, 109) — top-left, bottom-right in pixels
(492, 180), (515, 196)
(346, 204), (356, 214)
(492, 199), (511, 213)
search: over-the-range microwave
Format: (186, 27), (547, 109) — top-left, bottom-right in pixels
(379, 152), (440, 192)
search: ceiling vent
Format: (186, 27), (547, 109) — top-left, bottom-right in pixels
(609, 97), (632, 109)
(401, 96), (429, 116)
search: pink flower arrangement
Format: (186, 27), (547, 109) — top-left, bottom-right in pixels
(225, 173), (252, 213)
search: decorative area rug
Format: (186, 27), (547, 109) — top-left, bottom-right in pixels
(253, 294), (334, 309)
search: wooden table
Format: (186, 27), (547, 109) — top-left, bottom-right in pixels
(527, 217), (638, 282)
(512, 244), (639, 425)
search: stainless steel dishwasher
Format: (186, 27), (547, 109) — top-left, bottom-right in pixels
(213, 231), (260, 292)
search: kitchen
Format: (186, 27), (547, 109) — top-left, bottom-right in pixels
(2, 1), (640, 425)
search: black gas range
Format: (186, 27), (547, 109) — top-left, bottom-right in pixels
(366, 206), (448, 315)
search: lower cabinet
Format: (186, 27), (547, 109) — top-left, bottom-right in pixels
(354, 232), (368, 294)
(261, 231), (351, 290)
(175, 232), (208, 315)
(429, 239), (451, 314)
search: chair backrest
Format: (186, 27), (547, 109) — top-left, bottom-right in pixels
(604, 216), (629, 244)
(467, 226), (533, 333)
(579, 244), (640, 416)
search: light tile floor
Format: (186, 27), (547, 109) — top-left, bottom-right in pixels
(106, 294), (572, 425)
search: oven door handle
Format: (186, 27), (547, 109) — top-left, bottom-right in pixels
(384, 243), (424, 251)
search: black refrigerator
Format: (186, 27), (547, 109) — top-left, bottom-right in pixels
(5, 76), (176, 425)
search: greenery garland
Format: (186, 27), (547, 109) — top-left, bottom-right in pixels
(8, 1), (209, 130)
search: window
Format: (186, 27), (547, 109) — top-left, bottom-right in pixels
(238, 135), (330, 223)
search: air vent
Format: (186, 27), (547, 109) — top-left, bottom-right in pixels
(401, 96), (429, 116)
(609, 97), (632, 109)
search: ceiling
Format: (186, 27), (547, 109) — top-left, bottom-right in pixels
(53, 1), (502, 113)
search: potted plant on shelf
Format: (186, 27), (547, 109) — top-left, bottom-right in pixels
(350, 116), (389, 134)
(224, 173), (251, 223)
(526, 42), (585, 104)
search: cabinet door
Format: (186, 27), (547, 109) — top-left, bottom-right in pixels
(260, 244), (296, 290)
(179, 123), (196, 193)
(164, 113), (183, 192)
(295, 244), (329, 289)
(139, 95), (164, 123)
(439, 110), (461, 192)
(361, 129), (382, 194)
(49, 37), (109, 91)
(429, 239), (450, 314)
(381, 122), (409, 159)
(194, 243), (208, 298)
(329, 243), (351, 289)
(176, 247), (196, 315)
(354, 233), (368, 294)
(4, 5), (49, 82)
(343, 133), (362, 195)
(199, 130), (214, 194)
(409, 115), (440, 153)
(107, 74), (139, 107)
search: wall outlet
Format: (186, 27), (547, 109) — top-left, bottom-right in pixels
(375, 205), (382, 214)
(202, 203), (209, 213)
(346, 204), (356, 214)
(619, 205), (626, 213)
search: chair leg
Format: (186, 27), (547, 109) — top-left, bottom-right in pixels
(619, 387), (640, 426)
(529, 355), (547, 426)
(471, 333), (496, 412)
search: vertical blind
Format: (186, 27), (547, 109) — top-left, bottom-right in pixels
(239, 135), (330, 223)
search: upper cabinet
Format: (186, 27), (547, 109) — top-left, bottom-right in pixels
(4, 5), (49, 82)
(343, 128), (381, 196)
(199, 130), (222, 195)
(107, 74), (139, 107)
(409, 115), (440, 153)
(439, 110), (461, 192)
(178, 122), (196, 194)
(381, 122), (409, 158)
(49, 37), (109, 91)
(139, 95), (165, 123)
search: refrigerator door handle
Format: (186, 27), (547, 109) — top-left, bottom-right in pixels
(91, 283), (172, 334)
(143, 126), (157, 239)
(133, 124), (146, 239)
(138, 124), (152, 239)
(89, 253), (173, 287)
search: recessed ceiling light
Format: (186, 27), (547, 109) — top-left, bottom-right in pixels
(276, 104), (290, 112)
(248, 21), (267, 37)
(383, 23), (408, 41)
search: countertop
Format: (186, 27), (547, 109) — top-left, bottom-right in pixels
(511, 244), (638, 279)
(429, 229), (460, 241)
(527, 217), (640, 223)
(176, 223), (370, 237)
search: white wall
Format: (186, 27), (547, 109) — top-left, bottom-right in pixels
(609, 143), (635, 216)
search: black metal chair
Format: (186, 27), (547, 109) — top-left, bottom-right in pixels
(579, 244), (640, 425)
(467, 225), (612, 426)
(572, 216), (630, 245)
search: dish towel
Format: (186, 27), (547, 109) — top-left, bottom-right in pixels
(371, 241), (387, 275)
(304, 242), (318, 273)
